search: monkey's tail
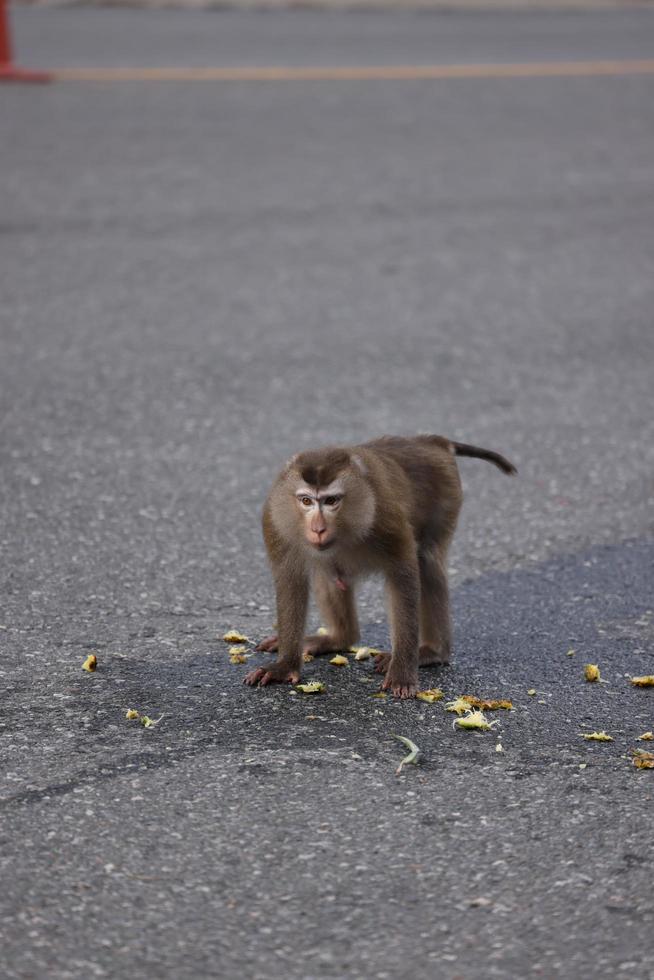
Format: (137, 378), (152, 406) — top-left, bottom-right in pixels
(451, 441), (517, 476)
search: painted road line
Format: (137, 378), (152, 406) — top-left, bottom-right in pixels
(52, 60), (654, 82)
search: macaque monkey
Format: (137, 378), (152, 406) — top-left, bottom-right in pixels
(244, 435), (516, 698)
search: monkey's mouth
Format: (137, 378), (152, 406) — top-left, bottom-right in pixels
(312, 539), (334, 551)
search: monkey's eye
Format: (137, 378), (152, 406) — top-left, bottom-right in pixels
(298, 496), (314, 508)
(322, 495), (342, 508)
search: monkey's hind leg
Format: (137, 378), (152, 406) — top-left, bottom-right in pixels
(417, 549), (452, 666)
(302, 572), (360, 656)
(255, 634), (280, 653)
(255, 574), (359, 657)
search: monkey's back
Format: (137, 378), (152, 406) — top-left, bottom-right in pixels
(360, 435), (463, 548)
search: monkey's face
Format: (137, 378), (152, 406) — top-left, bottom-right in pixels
(290, 467), (376, 553)
(295, 481), (344, 551)
(268, 453), (376, 556)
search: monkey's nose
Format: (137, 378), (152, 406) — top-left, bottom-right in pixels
(309, 527), (330, 547)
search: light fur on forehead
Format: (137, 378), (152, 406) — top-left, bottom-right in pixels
(319, 477), (345, 498)
(351, 454), (367, 476)
(294, 478), (344, 499)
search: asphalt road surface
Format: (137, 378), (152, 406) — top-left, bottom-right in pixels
(2, 7), (654, 980)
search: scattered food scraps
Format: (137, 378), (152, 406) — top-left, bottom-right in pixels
(371, 691), (387, 699)
(632, 749), (654, 770)
(462, 695), (513, 711)
(392, 734), (421, 774)
(584, 664), (601, 682)
(495, 742), (505, 753)
(295, 681), (325, 694)
(580, 731), (613, 741)
(229, 653), (249, 664)
(631, 676), (654, 687)
(527, 689), (537, 696)
(416, 688), (444, 703)
(125, 709), (139, 720)
(453, 710), (499, 732)
(303, 652), (315, 663)
(317, 627), (329, 636)
(222, 630), (248, 643)
(566, 649), (576, 657)
(140, 715), (164, 728)
(637, 732), (654, 741)
(329, 654), (349, 666)
(82, 654), (97, 672)
(353, 647), (371, 661)
(445, 697), (473, 715)
(228, 645), (248, 655)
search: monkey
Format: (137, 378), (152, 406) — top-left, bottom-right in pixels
(244, 435), (516, 699)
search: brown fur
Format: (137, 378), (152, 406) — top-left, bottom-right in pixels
(245, 434), (515, 698)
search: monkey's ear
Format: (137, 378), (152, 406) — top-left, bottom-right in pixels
(351, 454), (367, 476)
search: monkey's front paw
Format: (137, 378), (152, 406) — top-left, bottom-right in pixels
(373, 651), (392, 674)
(381, 671), (419, 699)
(243, 664), (301, 687)
(255, 635), (279, 653)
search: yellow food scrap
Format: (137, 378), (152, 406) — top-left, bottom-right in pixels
(566, 648), (576, 657)
(637, 732), (654, 741)
(329, 654), (349, 666)
(371, 691), (387, 699)
(580, 731), (613, 741)
(295, 681), (325, 694)
(228, 644), (248, 655)
(445, 697), (473, 716)
(496, 742), (505, 753)
(631, 676), (654, 687)
(303, 652), (314, 663)
(352, 647), (371, 661)
(632, 749), (654, 770)
(229, 653), (249, 665)
(140, 714), (164, 728)
(453, 710), (499, 732)
(392, 734), (421, 774)
(317, 627), (329, 636)
(222, 630), (248, 644)
(462, 695), (513, 711)
(125, 709), (140, 720)
(584, 664), (600, 682)
(527, 689), (537, 696)
(82, 654), (97, 672)
(416, 688), (444, 703)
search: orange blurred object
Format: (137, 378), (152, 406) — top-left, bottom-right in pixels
(0, 0), (51, 82)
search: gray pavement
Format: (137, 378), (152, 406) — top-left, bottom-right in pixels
(2, 7), (654, 980)
(11, 6), (654, 68)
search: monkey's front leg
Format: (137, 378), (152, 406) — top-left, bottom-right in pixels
(244, 568), (309, 687)
(380, 560), (420, 699)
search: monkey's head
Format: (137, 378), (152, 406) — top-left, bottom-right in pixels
(273, 448), (375, 553)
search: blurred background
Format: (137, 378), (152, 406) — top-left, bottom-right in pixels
(2, 0), (653, 633)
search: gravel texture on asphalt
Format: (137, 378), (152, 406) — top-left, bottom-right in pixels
(1, 9), (653, 978)
(1, 538), (653, 979)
